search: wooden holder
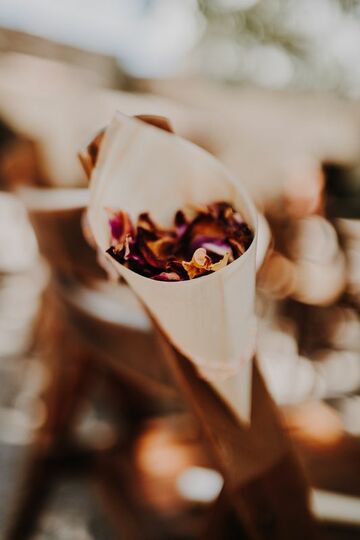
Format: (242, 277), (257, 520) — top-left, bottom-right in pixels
(6, 189), (318, 539)
(154, 325), (318, 540)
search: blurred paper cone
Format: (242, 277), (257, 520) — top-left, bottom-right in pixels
(87, 113), (258, 422)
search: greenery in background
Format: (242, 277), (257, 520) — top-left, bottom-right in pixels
(196, 0), (360, 97)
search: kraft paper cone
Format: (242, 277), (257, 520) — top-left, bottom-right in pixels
(87, 113), (258, 423)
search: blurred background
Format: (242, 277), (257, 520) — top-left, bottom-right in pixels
(0, 1), (359, 539)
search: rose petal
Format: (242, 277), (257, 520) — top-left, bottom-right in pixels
(190, 235), (232, 257)
(152, 271), (182, 282)
(210, 252), (230, 272)
(107, 201), (253, 281)
(106, 209), (134, 244)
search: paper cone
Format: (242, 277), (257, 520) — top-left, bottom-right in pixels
(87, 113), (258, 423)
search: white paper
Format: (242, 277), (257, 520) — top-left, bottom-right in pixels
(88, 113), (258, 422)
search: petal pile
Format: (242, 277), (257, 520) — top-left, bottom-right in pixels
(107, 202), (253, 281)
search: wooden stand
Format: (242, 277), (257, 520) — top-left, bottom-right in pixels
(6, 298), (318, 538)
(156, 329), (317, 540)
(6, 194), (318, 539)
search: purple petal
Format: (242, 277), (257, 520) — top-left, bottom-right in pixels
(107, 201), (253, 281)
(190, 235), (232, 257)
(109, 216), (123, 240)
(152, 271), (182, 282)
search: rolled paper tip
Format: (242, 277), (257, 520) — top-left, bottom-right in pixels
(87, 113), (258, 423)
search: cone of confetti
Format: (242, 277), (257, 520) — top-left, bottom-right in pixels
(86, 113), (258, 422)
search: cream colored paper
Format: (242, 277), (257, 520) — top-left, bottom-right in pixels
(88, 113), (258, 423)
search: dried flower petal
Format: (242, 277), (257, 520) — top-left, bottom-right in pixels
(182, 248), (213, 279)
(193, 248), (210, 268)
(147, 236), (177, 258)
(137, 212), (162, 233)
(107, 209), (134, 245)
(174, 210), (188, 238)
(152, 271), (182, 282)
(190, 235), (232, 258)
(107, 201), (253, 281)
(210, 252), (230, 272)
